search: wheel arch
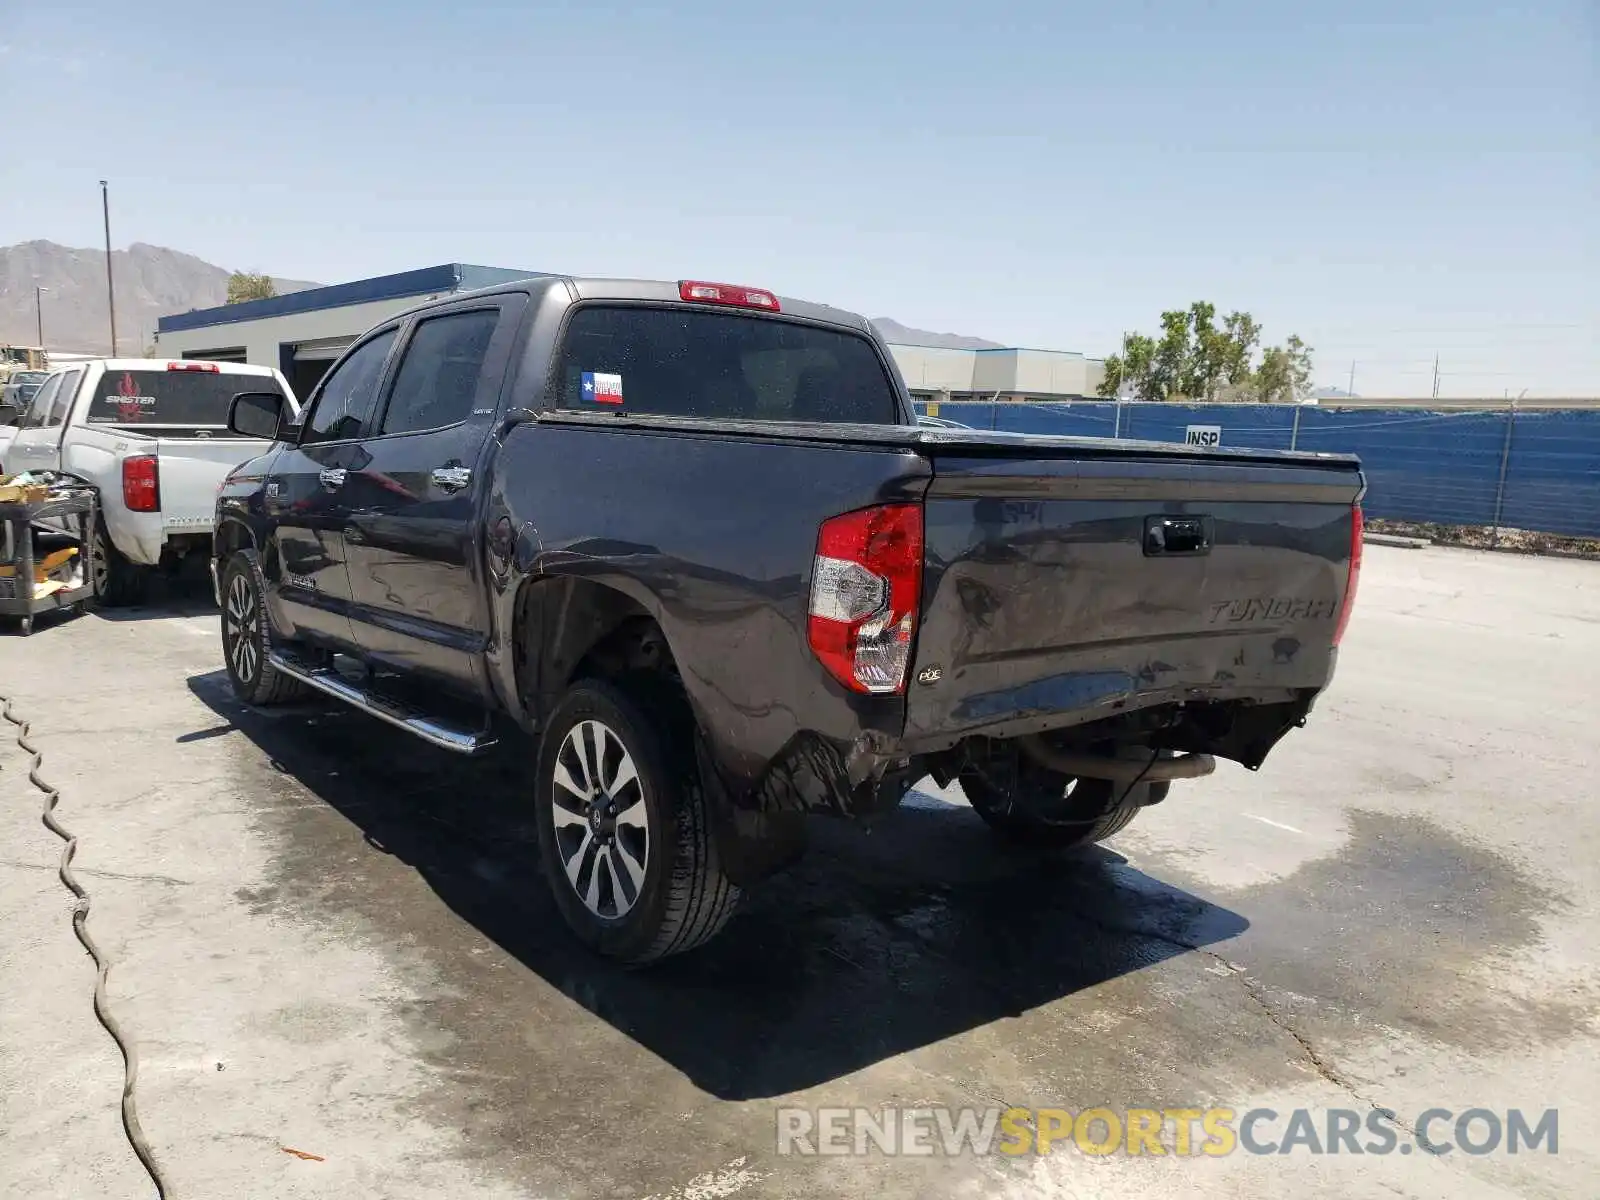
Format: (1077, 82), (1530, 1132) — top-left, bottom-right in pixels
(213, 516), (256, 563)
(513, 575), (685, 730)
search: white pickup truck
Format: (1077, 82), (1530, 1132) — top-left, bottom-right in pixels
(0, 358), (297, 604)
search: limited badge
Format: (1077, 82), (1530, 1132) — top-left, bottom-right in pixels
(581, 371), (624, 406)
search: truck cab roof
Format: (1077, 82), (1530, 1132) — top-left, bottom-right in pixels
(388, 274), (878, 336)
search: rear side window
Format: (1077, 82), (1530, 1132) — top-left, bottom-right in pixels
(552, 306), (901, 424)
(86, 368), (287, 432)
(44, 371), (82, 426)
(380, 309), (499, 435)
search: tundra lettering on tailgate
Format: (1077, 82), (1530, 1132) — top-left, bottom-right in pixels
(1209, 597), (1337, 624)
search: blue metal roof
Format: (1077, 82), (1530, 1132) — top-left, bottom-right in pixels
(157, 263), (544, 333)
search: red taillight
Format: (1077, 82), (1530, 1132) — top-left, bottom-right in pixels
(807, 504), (922, 694)
(678, 280), (781, 312)
(168, 360), (219, 372)
(1333, 505), (1362, 647)
(122, 455), (160, 512)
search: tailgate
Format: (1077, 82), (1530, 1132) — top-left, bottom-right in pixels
(904, 448), (1364, 745)
(156, 438), (269, 532)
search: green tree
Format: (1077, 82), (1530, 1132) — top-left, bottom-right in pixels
(1221, 312), (1261, 387)
(1249, 335), (1314, 403)
(227, 272), (277, 304)
(1098, 302), (1311, 403)
(1097, 333), (1157, 400)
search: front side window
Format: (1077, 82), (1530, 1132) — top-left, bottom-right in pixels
(17, 373), (62, 429)
(301, 330), (397, 444)
(552, 306), (901, 424)
(380, 310), (499, 436)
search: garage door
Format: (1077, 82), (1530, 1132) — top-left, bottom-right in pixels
(293, 337), (355, 362)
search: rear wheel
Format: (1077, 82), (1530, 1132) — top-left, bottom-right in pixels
(220, 554), (307, 705)
(92, 526), (149, 608)
(959, 756), (1165, 849)
(535, 677), (740, 963)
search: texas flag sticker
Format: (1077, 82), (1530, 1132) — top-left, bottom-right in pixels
(581, 371), (624, 406)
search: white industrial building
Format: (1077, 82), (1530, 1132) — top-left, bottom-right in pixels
(154, 263), (1105, 403)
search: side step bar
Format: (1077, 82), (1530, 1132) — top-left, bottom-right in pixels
(267, 650), (494, 755)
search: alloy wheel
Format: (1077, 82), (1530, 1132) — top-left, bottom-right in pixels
(550, 720), (650, 919)
(223, 569), (260, 684)
(92, 532), (111, 597)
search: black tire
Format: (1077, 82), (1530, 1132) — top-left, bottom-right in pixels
(535, 676), (741, 964)
(92, 525), (149, 608)
(219, 553), (307, 705)
(959, 758), (1161, 849)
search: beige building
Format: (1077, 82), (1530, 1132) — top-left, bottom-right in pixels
(889, 344), (1106, 403)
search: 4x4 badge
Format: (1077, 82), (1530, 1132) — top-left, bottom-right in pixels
(917, 666), (943, 685)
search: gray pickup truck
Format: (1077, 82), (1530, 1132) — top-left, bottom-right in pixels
(215, 275), (1365, 962)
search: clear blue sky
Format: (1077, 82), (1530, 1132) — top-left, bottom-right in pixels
(3, 0), (1595, 396)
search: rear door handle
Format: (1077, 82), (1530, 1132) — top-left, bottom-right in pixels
(431, 466), (471, 492)
(1144, 515), (1211, 556)
(318, 468), (346, 490)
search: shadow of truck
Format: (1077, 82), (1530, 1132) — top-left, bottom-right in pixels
(187, 670), (1249, 1101)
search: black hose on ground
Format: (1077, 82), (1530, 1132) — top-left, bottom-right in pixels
(2, 692), (169, 1199)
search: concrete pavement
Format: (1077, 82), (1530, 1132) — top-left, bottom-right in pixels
(1, 546), (1596, 1199)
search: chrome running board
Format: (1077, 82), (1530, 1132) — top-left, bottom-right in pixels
(267, 649), (494, 755)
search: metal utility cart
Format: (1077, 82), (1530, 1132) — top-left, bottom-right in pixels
(0, 485), (99, 636)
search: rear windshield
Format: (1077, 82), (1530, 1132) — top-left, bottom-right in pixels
(552, 306), (902, 424)
(86, 368), (285, 432)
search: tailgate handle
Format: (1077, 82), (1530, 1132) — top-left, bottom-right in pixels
(1144, 515), (1210, 557)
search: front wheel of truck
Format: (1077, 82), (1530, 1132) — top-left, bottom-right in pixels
(959, 760), (1168, 849)
(535, 676), (741, 964)
(219, 553), (308, 706)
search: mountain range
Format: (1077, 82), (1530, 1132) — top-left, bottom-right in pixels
(0, 240), (1003, 357)
(0, 241), (317, 355)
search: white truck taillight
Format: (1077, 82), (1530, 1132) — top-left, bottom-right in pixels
(122, 455), (160, 513)
(807, 504), (923, 694)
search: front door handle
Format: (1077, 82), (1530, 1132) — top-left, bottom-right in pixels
(431, 466), (471, 492)
(318, 468), (347, 491)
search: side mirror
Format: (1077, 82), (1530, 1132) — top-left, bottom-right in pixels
(229, 391), (288, 441)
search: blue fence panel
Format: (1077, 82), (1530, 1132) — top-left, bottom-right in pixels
(918, 401), (1117, 438)
(1499, 409), (1600, 538)
(1118, 402), (1299, 450)
(1294, 407), (1507, 526)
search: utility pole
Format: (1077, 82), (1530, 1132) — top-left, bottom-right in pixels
(1490, 389), (1525, 548)
(1347, 360), (1356, 399)
(34, 286), (47, 349)
(101, 180), (118, 356)
(1431, 354), (1440, 400)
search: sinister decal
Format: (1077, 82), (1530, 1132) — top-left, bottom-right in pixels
(112, 371), (158, 421)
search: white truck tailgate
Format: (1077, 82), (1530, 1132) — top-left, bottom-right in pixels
(157, 437), (267, 532)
